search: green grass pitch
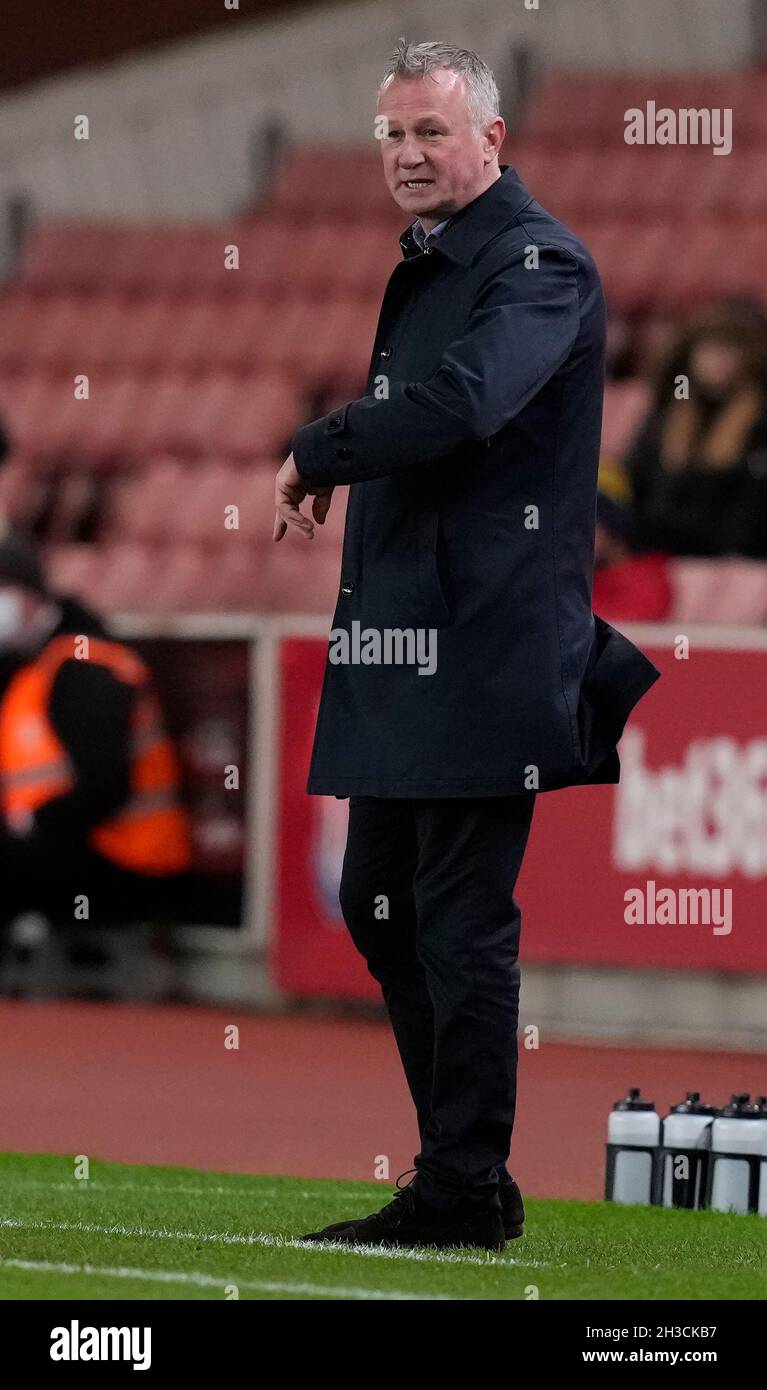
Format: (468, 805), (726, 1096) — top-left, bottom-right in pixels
(0, 1152), (765, 1300)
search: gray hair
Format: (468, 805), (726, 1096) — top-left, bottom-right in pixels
(378, 38), (500, 130)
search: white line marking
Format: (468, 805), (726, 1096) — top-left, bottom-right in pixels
(0, 1257), (448, 1301)
(3, 1180), (331, 1199)
(0, 1216), (557, 1269)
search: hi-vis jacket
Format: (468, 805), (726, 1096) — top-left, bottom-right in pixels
(0, 634), (191, 875)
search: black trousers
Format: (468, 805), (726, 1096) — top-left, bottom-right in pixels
(339, 792), (536, 1210)
(0, 836), (189, 930)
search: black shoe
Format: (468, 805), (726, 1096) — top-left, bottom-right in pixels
(301, 1183), (506, 1252)
(499, 1177), (525, 1239)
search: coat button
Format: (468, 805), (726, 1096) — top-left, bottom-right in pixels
(341, 579), (355, 595)
(380, 346), (392, 359)
(329, 415), (342, 427)
(336, 447), (352, 460)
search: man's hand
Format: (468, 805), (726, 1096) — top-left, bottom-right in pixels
(273, 454), (335, 541)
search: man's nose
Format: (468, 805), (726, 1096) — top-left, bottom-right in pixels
(397, 142), (427, 169)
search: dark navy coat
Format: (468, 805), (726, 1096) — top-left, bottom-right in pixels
(292, 165), (659, 797)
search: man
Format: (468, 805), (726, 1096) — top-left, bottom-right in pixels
(274, 41), (660, 1251)
(0, 533), (191, 933)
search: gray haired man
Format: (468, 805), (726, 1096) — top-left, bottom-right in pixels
(274, 40), (659, 1251)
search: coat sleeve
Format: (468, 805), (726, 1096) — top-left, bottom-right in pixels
(292, 245), (581, 485)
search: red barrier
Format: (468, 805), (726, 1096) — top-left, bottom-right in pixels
(274, 633), (767, 996)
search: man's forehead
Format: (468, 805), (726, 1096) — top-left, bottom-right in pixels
(378, 70), (468, 112)
(381, 108), (455, 124)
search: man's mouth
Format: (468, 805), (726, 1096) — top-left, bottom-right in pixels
(401, 179), (434, 190)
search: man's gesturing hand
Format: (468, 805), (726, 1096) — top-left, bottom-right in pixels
(273, 454), (334, 541)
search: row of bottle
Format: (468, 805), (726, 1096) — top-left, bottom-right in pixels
(606, 1088), (767, 1214)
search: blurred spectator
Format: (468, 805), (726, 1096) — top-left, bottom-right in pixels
(593, 464), (671, 622)
(0, 420), (10, 472)
(0, 533), (192, 932)
(0, 416), (11, 534)
(625, 300), (767, 558)
(605, 311), (634, 380)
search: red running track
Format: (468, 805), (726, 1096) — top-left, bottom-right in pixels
(0, 1000), (763, 1199)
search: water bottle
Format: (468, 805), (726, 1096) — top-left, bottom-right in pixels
(756, 1095), (767, 1213)
(658, 1092), (718, 1209)
(708, 1093), (767, 1215)
(606, 1087), (660, 1205)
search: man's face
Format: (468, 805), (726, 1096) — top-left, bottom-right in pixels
(377, 70), (504, 229)
(689, 338), (748, 397)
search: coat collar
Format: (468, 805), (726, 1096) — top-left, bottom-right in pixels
(399, 164), (535, 266)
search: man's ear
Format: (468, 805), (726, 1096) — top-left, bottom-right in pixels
(484, 117), (506, 159)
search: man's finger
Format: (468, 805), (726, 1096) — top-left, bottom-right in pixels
(312, 493), (333, 524)
(273, 512), (287, 542)
(277, 500), (314, 538)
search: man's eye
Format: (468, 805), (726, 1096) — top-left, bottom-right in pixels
(424, 129), (442, 137)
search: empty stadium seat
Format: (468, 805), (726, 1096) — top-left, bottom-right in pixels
(6, 100), (767, 617)
(104, 458), (189, 542)
(261, 537), (343, 614)
(17, 223), (249, 295)
(268, 148), (397, 220)
(44, 541), (104, 596)
(521, 71), (767, 148)
(164, 462), (277, 547)
(670, 558), (767, 624)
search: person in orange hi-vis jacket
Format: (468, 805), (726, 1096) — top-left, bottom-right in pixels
(0, 531), (192, 932)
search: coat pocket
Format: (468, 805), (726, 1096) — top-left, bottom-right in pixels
(415, 509), (455, 628)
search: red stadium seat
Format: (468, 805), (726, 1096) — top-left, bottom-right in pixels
(44, 542), (104, 597)
(1, 374), (88, 458)
(16, 224), (118, 291)
(521, 70), (758, 150)
(163, 298), (255, 373)
(194, 543), (273, 611)
(5, 119), (767, 627)
(0, 294), (53, 371)
(268, 148), (393, 219)
(168, 462), (277, 547)
(92, 542), (165, 611)
(202, 375), (302, 457)
(671, 559), (767, 625)
(104, 458), (188, 541)
(139, 544), (210, 612)
(261, 539), (343, 614)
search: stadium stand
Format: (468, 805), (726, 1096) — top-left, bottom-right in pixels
(1, 69), (766, 618)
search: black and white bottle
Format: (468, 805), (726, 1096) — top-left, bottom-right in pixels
(708, 1093), (767, 1216)
(658, 1092), (718, 1209)
(606, 1087), (660, 1205)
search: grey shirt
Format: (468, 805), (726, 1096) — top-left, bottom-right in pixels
(410, 216), (452, 252)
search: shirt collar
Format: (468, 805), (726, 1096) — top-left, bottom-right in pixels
(399, 165), (536, 266)
(410, 216), (452, 251)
